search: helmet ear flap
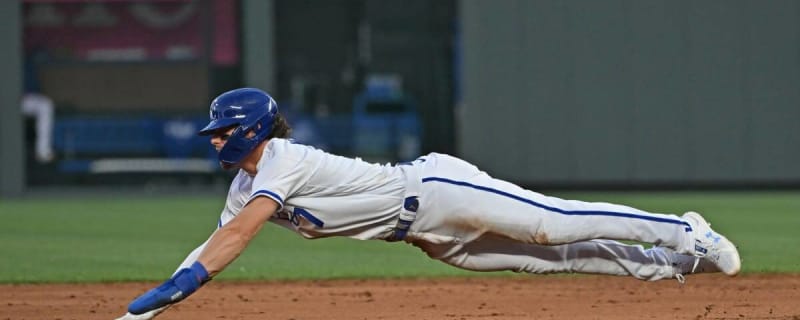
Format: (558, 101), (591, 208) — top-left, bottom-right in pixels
(218, 112), (275, 165)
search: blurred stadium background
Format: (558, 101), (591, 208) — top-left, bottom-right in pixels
(0, 0), (799, 288)
(1, 0), (799, 195)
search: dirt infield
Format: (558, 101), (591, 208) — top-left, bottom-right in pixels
(2, 274), (799, 320)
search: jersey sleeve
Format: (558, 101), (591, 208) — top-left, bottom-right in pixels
(248, 139), (314, 208)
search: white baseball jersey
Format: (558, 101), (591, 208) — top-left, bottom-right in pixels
(218, 138), (406, 240)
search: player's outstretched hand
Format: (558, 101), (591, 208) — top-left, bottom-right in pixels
(114, 306), (167, 320)
(126, 262), (209, 315)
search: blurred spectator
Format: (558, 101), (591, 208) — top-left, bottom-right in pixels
(21, 48), (54, 163)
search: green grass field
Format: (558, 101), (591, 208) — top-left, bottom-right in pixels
(1, 191), (798, 283)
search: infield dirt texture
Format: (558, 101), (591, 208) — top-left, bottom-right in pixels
(2, 192), (799, 319)
(3, 274), (799, 319)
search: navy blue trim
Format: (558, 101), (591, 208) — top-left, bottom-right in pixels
(421, 177), (692, 231)
(251, 189), (284, 206)
(293, 208), (324, 227)
(217, 219), (222, 228)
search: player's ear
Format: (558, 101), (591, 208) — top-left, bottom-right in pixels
(249, 123), (264, 139)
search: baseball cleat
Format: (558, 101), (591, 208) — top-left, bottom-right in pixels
(682, 211), (741, 276)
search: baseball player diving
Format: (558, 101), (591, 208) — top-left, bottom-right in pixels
(116, 88), (741, 319)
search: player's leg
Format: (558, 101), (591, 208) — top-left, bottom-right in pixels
(20, 93), (54, 162)
(413, 153), (694, 254)
(422, 233), (716, 281)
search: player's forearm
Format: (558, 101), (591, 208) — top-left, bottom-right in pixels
(125, 197), (276, 315)
(196, 222), (265, 277)
(196, 196), (277, 277)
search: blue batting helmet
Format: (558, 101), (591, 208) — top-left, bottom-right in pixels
(198, 88), (278, 166)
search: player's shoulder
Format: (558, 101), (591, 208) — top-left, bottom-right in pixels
(265, 138), (294, 151)
(256, 138), (313, 170)
(264, 138), (318, 158)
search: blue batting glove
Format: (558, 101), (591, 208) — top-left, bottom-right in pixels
(128, 262), (209, 315)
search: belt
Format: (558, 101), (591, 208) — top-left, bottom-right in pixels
(386, 160), (423, 242)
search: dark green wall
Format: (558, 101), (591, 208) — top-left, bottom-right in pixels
(0, 0), (24, 197)
(459, 0), (800, 186)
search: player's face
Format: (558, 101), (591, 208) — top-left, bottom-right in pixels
(209, 126), (235, 152)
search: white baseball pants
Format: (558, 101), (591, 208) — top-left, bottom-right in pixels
(405, 153), (694, 281)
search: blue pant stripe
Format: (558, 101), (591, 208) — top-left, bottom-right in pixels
(421, 177), (691, 231)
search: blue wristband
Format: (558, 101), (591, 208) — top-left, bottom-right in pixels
(128, 261), (209, 315)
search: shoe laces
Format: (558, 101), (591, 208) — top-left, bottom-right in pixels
(674, 254), (702, 284)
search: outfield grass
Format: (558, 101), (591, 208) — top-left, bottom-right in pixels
(0, 191), (798, 283)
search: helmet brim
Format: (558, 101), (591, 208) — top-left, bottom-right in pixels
(198, 117), (241, 136)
